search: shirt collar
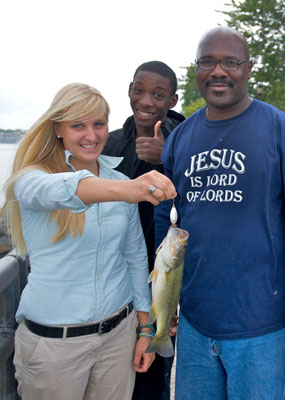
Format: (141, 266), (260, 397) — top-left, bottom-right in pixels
(64, 150), (123, 172)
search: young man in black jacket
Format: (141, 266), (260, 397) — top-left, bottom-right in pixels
(102, 61), (185, 400)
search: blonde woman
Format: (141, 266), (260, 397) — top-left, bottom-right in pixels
(1, 83), (176, 400)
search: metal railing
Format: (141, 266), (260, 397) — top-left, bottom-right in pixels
(0, 252), (29, 400)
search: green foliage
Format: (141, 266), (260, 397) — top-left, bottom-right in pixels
(179, 65), (198, 106)
(179, 64), (206, 117)
(179, 0), (285, 113)
(183, 97), (206, 118)
(220, 0), (285, 110)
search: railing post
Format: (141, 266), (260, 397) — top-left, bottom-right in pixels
(0, 253), (28, 400)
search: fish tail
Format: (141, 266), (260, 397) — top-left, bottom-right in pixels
(145, 335), (174, 358)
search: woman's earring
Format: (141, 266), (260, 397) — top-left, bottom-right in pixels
(57, 135), (62, 138)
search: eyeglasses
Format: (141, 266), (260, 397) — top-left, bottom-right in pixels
(196, 58), (249, 71)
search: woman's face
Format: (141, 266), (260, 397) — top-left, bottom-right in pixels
(55, 116), (108, 172)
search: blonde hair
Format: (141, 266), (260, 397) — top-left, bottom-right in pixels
(0, 83), (110, 256)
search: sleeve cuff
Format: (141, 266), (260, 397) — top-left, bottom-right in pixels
(63, 170), (95, 213)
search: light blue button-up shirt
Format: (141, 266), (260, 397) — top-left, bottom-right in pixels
(14, 151), (151, 325)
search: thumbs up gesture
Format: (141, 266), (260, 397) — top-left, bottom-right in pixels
(135, 121), (165, 165)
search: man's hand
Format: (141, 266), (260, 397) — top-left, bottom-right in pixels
(169, 315), (179, 336)
(135, 121), (164, 164)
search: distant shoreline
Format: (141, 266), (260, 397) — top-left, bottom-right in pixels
(0, 143), (19, 206)
(0, 130), (25, 144)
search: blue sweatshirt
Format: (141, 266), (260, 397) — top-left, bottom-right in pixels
(155, 99), (285, 340)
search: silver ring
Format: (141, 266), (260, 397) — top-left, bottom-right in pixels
(149, 185), (156, 195)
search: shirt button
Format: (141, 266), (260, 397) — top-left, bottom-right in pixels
(98, 305), (102, 310)
(97, 276), (100, 280)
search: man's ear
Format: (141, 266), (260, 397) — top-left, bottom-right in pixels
(128, 82), (133, 98)
(248, 60), (253, 79)
(169, 94), (179, 109)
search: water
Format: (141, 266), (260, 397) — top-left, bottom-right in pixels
(0, 144), (18, 205)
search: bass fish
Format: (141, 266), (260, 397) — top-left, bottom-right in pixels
(146, 223), (189, 357)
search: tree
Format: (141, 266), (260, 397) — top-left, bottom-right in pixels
(179, 0), (285, 115)
(220, 0), (285, 109)
(178, 64), (205, 118)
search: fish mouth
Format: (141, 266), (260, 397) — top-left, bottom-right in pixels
(177, 232), (189, 245)
(169, 225), (189, 242)
(177, 229), (189, 241)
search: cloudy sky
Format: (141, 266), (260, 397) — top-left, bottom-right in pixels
(0, 0), (229, 132)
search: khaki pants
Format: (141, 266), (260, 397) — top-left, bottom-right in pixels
(14, 310), (138, 400)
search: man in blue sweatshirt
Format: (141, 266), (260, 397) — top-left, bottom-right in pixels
(155, 27), (285, 400)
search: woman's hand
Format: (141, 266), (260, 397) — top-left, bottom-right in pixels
(133, 336), (155, 373)
(126, 170), (177, 205)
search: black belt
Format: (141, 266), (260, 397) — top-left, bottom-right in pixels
(25, 301), (134, 338)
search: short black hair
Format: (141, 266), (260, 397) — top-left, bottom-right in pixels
(133, 61), (177, 95)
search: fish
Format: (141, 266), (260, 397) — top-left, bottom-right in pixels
(145, 223), (189, 357)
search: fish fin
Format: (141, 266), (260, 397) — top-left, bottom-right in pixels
(148, 306), (156, 324)
(155, 236), (167, 255)
(155, 243), (162, 255)
(147, 270), (157, 284)
(145, 335), (174, 358)
(165, 270), (172, 279)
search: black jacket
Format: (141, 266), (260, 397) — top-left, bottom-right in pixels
(102, 110), (185, 271)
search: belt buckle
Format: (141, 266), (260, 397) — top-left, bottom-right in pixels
(97, 321), (105, 335)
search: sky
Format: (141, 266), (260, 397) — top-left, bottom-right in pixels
(0, 0), (229, 132)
